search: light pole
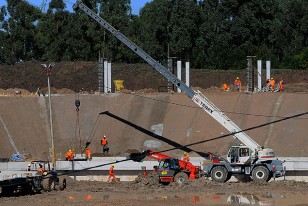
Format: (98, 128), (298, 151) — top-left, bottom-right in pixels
(41, 63), (56, 169)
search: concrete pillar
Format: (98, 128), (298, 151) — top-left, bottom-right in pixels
(98, 59), (104, 93)
(257, 60), (262, 92)
(185, 62), (190, 87)
(266, 60), (271, 81)
(177, 61), (182, 93)
(103, 61), (108, 93)
(247, 56), (255, 93)
(107, 62), (112, 93)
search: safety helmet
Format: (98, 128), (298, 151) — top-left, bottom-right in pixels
(184, 152), (187, 155)
(111, 164), (115, 167)
(236, 77), (239, 80)
(271, 77), (274, 80)
(72, 149), (75, 152)
(28, 164), (31, 167)
(103, 135), (106, 138)
(68, 149), (71, 152)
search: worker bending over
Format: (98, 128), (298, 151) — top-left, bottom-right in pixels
(65, 149), (75, 161)
(107, 164), (119, 183)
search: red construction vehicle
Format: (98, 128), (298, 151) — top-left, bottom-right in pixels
(128, 150), (200, 185)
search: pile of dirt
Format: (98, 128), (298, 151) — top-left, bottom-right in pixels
(0, 61), (307, 94)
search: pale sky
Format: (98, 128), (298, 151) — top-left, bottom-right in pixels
(0, 0), (152, 15)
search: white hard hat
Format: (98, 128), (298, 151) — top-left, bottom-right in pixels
(28, 164), (31, 167)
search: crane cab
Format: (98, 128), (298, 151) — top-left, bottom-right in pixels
(227, 146), (252, 165)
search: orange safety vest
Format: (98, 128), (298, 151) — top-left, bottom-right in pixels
(101, 139), (108, 145)
(85, 149), (91, 157)
(223, 84), (228, 91)
(38, 167), (44, 172)
(279, 80), (284, 91)
(269, 79), (275, 89)
(234, 79), (241, 86)
(109, 166), (114, 175)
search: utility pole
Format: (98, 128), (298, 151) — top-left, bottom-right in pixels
(41, 63), (56, 169)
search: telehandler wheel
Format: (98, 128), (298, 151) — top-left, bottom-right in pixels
(211, 166), (229, 183)
(59, 177), (67, 191)
(42, 176), (56, 191)
(174, 172), (188, 185)
(252, 166), (269, 182)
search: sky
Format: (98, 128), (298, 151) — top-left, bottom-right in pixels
(0, 0), (152, 15)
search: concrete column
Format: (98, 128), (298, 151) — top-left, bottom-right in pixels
(107, 62), (112, 93)
(257, 60), (262, 92)
(266, 60), (271, 80)
(98, 59), (104, 93)
(185, 62), (190, 87)
(103, 61), (108, 93)
(177, 61), (182, 93)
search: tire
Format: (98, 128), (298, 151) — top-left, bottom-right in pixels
(42, 175), (55, 192)
(42, 178), (50, 192)
(174, 172), (188, 185)
(59, 177), (67, 191)
(211, 166), (229, 183)
(252, 166), (269, 182)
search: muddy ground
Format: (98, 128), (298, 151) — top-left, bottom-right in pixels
(1, 174), (308, 205)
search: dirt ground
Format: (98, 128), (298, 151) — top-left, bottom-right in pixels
(1, 174), (308, 205)
(0, 61), (307, 94)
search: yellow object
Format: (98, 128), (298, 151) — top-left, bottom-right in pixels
(111, 164), (115, 167)
(113, 80), (124, 92)
(236, 77), (239, 80)
(184, 152), (187, 155)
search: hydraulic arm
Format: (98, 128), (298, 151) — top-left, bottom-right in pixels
(73, 1), (271, 156)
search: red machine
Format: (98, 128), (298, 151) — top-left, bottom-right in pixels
(128, 150), (200, 185)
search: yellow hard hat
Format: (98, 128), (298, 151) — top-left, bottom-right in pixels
(184, 152), (187, 155)
(72, 149), (75, 152)
(111, 164), (115, 167)
(236, 77), (239, 80)
(68, 149), (71, 152)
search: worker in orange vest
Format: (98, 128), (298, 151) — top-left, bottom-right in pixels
(38, 164), (44, 172)
(85, 147), (92, 160)
(183, 152), (190, 162)
(279, 80), (284, 92)
(269, 77), (276, 91)
(234, 77), (241, 92)
(107, 164), (119, 183)
(65, 149), (74, 161)
(223, 83), (229, 91)
(101, 135), (109, 154)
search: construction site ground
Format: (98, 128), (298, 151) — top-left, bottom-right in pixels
(0, 62), (307, 205)
(1, 174), (308, 205)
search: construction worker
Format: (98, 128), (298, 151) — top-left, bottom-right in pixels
(85, 147), (92, 160)
(101, 135), (109, 154)
(107, 164), (119, 183)
(223, 83), (229, 91)
(279, 80), (284, 92)
(183, 152), (190, 162)
(38, 164), (44, 172)
(65, 149), (74, 161)
(269, 77), (276, 91)
(27, 164), (32, 171)
(234, 77), (241, 92)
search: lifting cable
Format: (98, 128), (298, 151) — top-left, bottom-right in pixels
(74, 93), (81, 153)
(84, 115), (102, 150)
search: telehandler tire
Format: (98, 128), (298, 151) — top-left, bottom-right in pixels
(211, 166), (229, 183)
(252, 166), (269, 182)
(59, 176), (67, 191)
(174, 172), (188, 185)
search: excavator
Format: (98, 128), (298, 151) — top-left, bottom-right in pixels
(128, 150), (200, 185)
(73, 0), (285, 183)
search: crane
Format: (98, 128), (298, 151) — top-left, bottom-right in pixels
(73, 0), (285, 183)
